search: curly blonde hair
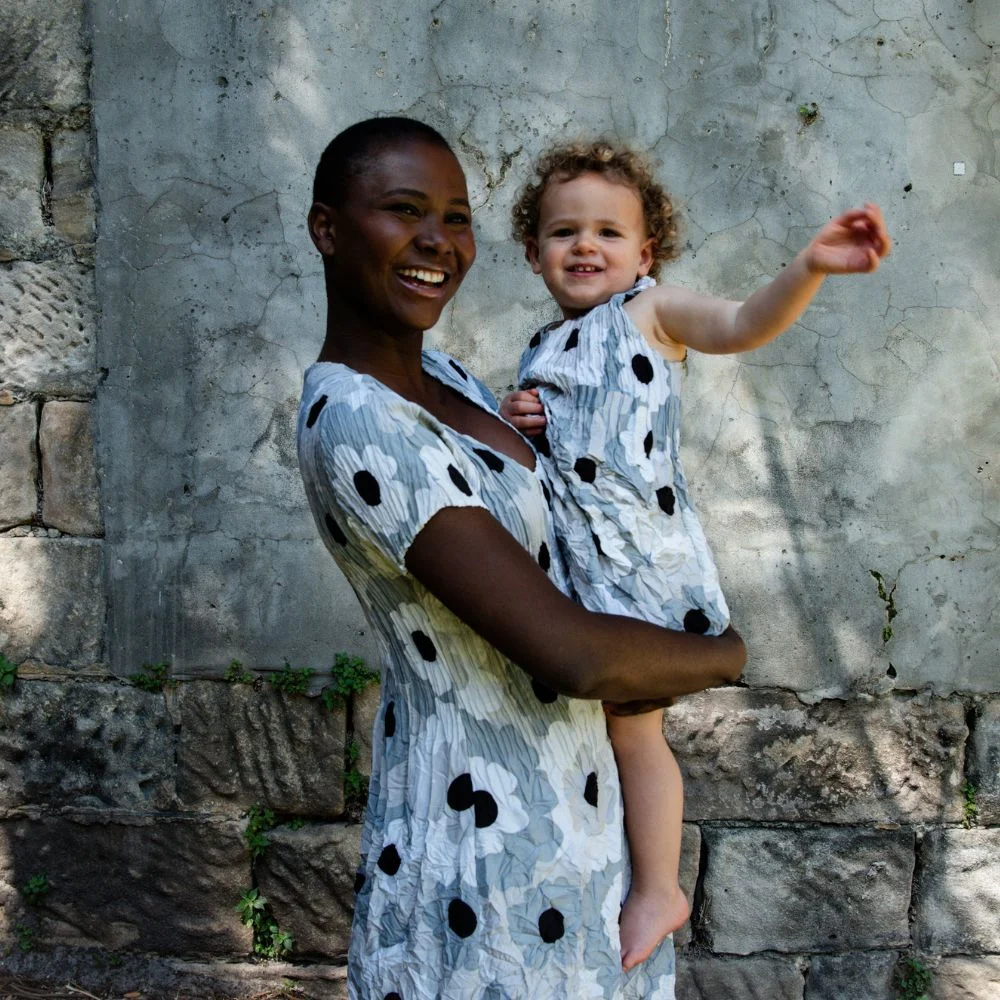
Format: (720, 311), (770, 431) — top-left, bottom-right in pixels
(511, 140), (680, 277)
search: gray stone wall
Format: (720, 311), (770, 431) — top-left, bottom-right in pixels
(0, 2), (997, 998)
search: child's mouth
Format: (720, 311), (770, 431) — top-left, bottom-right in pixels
(567, 265), (603, 274)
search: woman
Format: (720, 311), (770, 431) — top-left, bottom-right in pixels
(297, 117), (745, 999)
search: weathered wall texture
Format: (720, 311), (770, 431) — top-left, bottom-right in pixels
(0, 1), (997, 997)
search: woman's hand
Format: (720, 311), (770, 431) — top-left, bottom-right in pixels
(499, 388), (547, 437)
(803, 203), (892, 275)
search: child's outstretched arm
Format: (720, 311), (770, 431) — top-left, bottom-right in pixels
(639, 203), (891, 355)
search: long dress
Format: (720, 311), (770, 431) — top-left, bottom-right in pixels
(297, 351), (676, 999)
(517, 276), (730, 635)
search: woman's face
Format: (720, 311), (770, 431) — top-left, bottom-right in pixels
(321, 139), (477, 335)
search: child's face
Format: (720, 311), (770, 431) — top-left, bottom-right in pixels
(526, 171), (654, 318)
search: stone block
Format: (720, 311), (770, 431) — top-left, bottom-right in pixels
(0, 0), (89, 111)
(675, 823), (700, 949)
(968, 698), (1000, 824)
(255, 823), (361, 959)
(0, 815), (251, 954)
(0, 261), (97, 395)
(0, 680), (174, 811)
(0, 402), (37, 528)
(176, 682), (346, 817)
(915, 829), (1000, 953)
(0, 126), (45, 252)
(0, 537), (103, 666)
(353, 680), (381, 780)
(934, 956), (1000, 1000)
(666, 690), (967, 823)
(805, 952), (898, 1000)
(50, 129), (95, 245)
(701, 826), (913, 954)
(40, 400), (101, 535)
(676, 955), (804, 1000)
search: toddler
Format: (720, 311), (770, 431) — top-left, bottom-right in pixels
(501, 141), (890, 970)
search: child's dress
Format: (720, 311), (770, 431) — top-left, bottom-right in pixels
(517, 276), (730, 636)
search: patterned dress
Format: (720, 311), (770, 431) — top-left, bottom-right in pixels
(297, 352), (676, 999)
(518, 277), (730, 636)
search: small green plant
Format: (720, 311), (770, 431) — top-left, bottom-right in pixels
(268, 661), (315, 696)
(235, 887), (294, 960)
(344, 739), (368, 806)
(961, 779), (979, 828)
(870, 569), (898, 643)
(129, 661), (175, 692)
(0, 654), (18, 692)
(287, 817), (305, 831)
(322, 652), (379, 712)
(243, 803), (277, 860)
(224, 659), (253, 684)
(21, 873), (50, 906)
(797, 101), (820, 125)
(14, 923), (34, 952)
(894, 956), (932, 1000)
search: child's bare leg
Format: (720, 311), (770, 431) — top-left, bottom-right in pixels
(607, 708), (689, 972)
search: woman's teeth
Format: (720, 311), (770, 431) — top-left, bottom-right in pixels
(398, 267), (446, 286)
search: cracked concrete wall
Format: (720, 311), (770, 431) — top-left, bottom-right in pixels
(91, 0), (997, 693)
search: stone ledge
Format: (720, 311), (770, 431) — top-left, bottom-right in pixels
(677, 953), (805, 1000)
(665, 689), (967, 824)
(915, 829), (1000, 954)
(700, 826), (914, 954)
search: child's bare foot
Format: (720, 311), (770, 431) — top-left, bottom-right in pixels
(619, 884), (690, 972)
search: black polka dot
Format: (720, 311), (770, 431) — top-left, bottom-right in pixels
(574, 457), (597, 483)
(533, 430), (551, 458)
(447, 773), (475, 811)
(538, 542), (550, 572)
(385, 994), (402, 1000)
(623, 290), (640, 303)
(448, 464), (472, 496)
(449, 359), (468, 381)
(541, 481), (552, 508)
(656, 485), (676, 515)
(411, 630), (437, 661)
(584, 771), (598, 807)
(354, 871), (366, 893)
(532, 679), (559, 704)
(631, 354), (654, 384)
(474, 448), (505, 473)
(564, 327), (580, 351)
(528, 330), (542, 349)
(384, 701), (396, 739)
(538, 907), (565, 943)
(473, 789), (498, 828)
(448, 899), (477, 938)
(306, 395), (327, 428)
(592, 532), (603, 556)
(643, 430), (653, 459)
(684, 609), (711, 634)
(324, 512), (347, 546)
(377, 844), (401, 876)
(354, 470), (381, 506)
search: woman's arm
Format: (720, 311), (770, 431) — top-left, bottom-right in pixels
(405, 506), (745, 702)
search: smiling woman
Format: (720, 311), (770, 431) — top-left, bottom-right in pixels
(296, 117), (745, 999)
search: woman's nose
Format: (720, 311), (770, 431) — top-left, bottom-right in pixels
(414, 215), (450, 254)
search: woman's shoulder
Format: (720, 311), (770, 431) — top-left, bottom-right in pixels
(422, 349), (498, 411)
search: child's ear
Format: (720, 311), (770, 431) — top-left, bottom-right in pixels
(636, 237), (655, 277)
(525, 238), (543, 275)
(308, 203), (336, 257)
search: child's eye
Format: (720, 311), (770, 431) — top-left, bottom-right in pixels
(600, 228), (623, 238)
(552, 227), (574, 237)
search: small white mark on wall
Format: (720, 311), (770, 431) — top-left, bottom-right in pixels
(953, 162), (966, 176)
(664, 1), (673, 65)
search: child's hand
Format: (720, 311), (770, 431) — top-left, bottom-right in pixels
(804, 203), (892, 275)
(499, 388), (546, 437)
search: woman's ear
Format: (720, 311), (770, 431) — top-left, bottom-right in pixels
(308, 202), (336, 257)
(525, 238), (543, 275)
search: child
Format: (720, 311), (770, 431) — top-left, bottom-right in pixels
(500, 141), (890, 971)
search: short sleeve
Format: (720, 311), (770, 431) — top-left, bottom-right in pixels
(305, 383), (489, 572)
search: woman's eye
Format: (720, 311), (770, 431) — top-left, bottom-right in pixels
(390, 203), (420, 216)
(447, 212), (472, 226)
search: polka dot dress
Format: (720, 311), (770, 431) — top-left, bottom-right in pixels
(298, 352), (676, 999)
(517, 277), (731, 636)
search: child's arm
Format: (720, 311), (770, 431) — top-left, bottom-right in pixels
(500, 387), (546, 436)
(635, 203), (891, 355)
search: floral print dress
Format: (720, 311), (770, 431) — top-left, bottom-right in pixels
(297, 352), (676, 999)
(518, 277), (731, 636)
